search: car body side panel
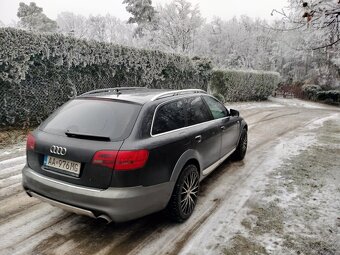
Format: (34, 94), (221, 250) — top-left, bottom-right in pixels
(219, 116), (241, 157)
(108, 98), (245, 188)
(114, 131), (192, 187)
(185, 121), (221, 170)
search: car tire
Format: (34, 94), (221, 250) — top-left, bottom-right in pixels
(232, 128), (247, 161)
(166, 164), (199, 223)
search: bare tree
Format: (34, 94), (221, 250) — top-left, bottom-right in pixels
(272, 0), (340, 50)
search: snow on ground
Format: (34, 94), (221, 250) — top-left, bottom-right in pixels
(227, 96), (337, 111)
(268, 96), (336, 109)
(0, 98), (339, 255)
(178, 112), (340, 255)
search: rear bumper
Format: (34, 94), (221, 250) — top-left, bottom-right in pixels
(22, 165), (173, 222)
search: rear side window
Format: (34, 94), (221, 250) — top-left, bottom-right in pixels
(152, 99), (186, 135)
(40, 99), (141, 141)
(187, 96), (213, 126)
(203, 96), (228, 119)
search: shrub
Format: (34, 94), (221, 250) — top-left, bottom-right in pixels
(316, 90), (340, 105)
(0, 28), (212, 127)
(301, 84), (322, 100)
(209, 69), (280, 102)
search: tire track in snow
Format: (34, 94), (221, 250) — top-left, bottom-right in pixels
(0, 192), (41, 224)
(0, 107), (302, 251)
(0, 204), (70, 251)
(0, 174), (22, 188)
(0, 163), (25, 179)
(126, 112), (338, 255)
(0, 182), (23, 200)
(1, 105), (339, 255)
(0, 156), (26, 170)
(128, 141), (278, 255)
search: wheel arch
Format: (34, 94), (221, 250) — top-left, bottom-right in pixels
(169, 149), (202, 183)
(241, 119), (248, 131)
(236, 119), (248, 144)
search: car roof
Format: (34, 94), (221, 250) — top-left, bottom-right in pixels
(77, 88), (207, 105)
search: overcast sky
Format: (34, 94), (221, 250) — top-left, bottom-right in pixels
(0, 0), (289, 25)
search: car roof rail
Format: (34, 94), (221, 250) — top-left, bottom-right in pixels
(151, 89), (207, 101)
(80, 87), (148, 96)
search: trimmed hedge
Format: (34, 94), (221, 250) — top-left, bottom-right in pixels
(316, 90), (340, 105)
(301, 84), (340, 105)
(0, 28), (212, 127)
(209, 69), (280, 102)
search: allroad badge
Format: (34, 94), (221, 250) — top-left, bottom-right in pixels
(50, 145), (67, 156)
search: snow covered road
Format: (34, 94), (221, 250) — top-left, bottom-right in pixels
(0, 99), (339, 255)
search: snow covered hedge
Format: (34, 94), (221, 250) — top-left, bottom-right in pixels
(301, 85), (340, 105)
(209, 69), (280, 102)
(0, 28), (212, 127)
(316, 90), (340, 104)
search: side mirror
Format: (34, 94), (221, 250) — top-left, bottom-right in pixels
(230, 109), (240, 117)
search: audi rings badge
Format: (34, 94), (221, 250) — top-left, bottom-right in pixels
(50, 145), (67, 156)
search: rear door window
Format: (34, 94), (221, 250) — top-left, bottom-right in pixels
(152, 99), (186, 135)
(40, 99), (141, 141)
(187, 96), (213, 126)
(202, 96), (228, 119)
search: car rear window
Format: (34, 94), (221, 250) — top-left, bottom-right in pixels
(40, 99), (141, 141)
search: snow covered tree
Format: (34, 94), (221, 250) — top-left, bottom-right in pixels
(270, 1), (340, 86)
(87, 15), (108, 42)
(57, 12), (136, 45)
(155, 0), (204, 53)
(86, 14), (135, 44)
(194, 16), (277, 71)
(17, 2), (58, 33)
(103, 14), (135, 44)
(272, 0), (340, 50)
(57, 12), (88, 38)
(123, 0), (156, 36)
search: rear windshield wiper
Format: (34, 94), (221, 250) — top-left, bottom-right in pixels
(65, 131), (111, 142)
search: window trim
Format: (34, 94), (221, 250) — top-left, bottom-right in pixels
(150, 95), (230, 137)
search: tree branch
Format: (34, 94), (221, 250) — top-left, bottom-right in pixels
(312, 37), (340, 50)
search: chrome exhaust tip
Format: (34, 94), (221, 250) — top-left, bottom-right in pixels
(97, 214), (112, 224)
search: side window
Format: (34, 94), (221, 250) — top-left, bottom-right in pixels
(187, 96), (213, 126)
(203, 96), (228, 119)
(152, 99), (186, 135)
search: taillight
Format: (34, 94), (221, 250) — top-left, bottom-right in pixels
(92, 151), (118, 169)
(26, 133), (36, 151)
(115, 150), (149, 171)
(92, 150), (149, 171)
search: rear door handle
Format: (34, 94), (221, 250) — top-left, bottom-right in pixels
(221, 126), (226, 131)
(195, 135), (202, 143)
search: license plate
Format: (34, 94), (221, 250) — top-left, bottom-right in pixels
(44, 155), (81, 176)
